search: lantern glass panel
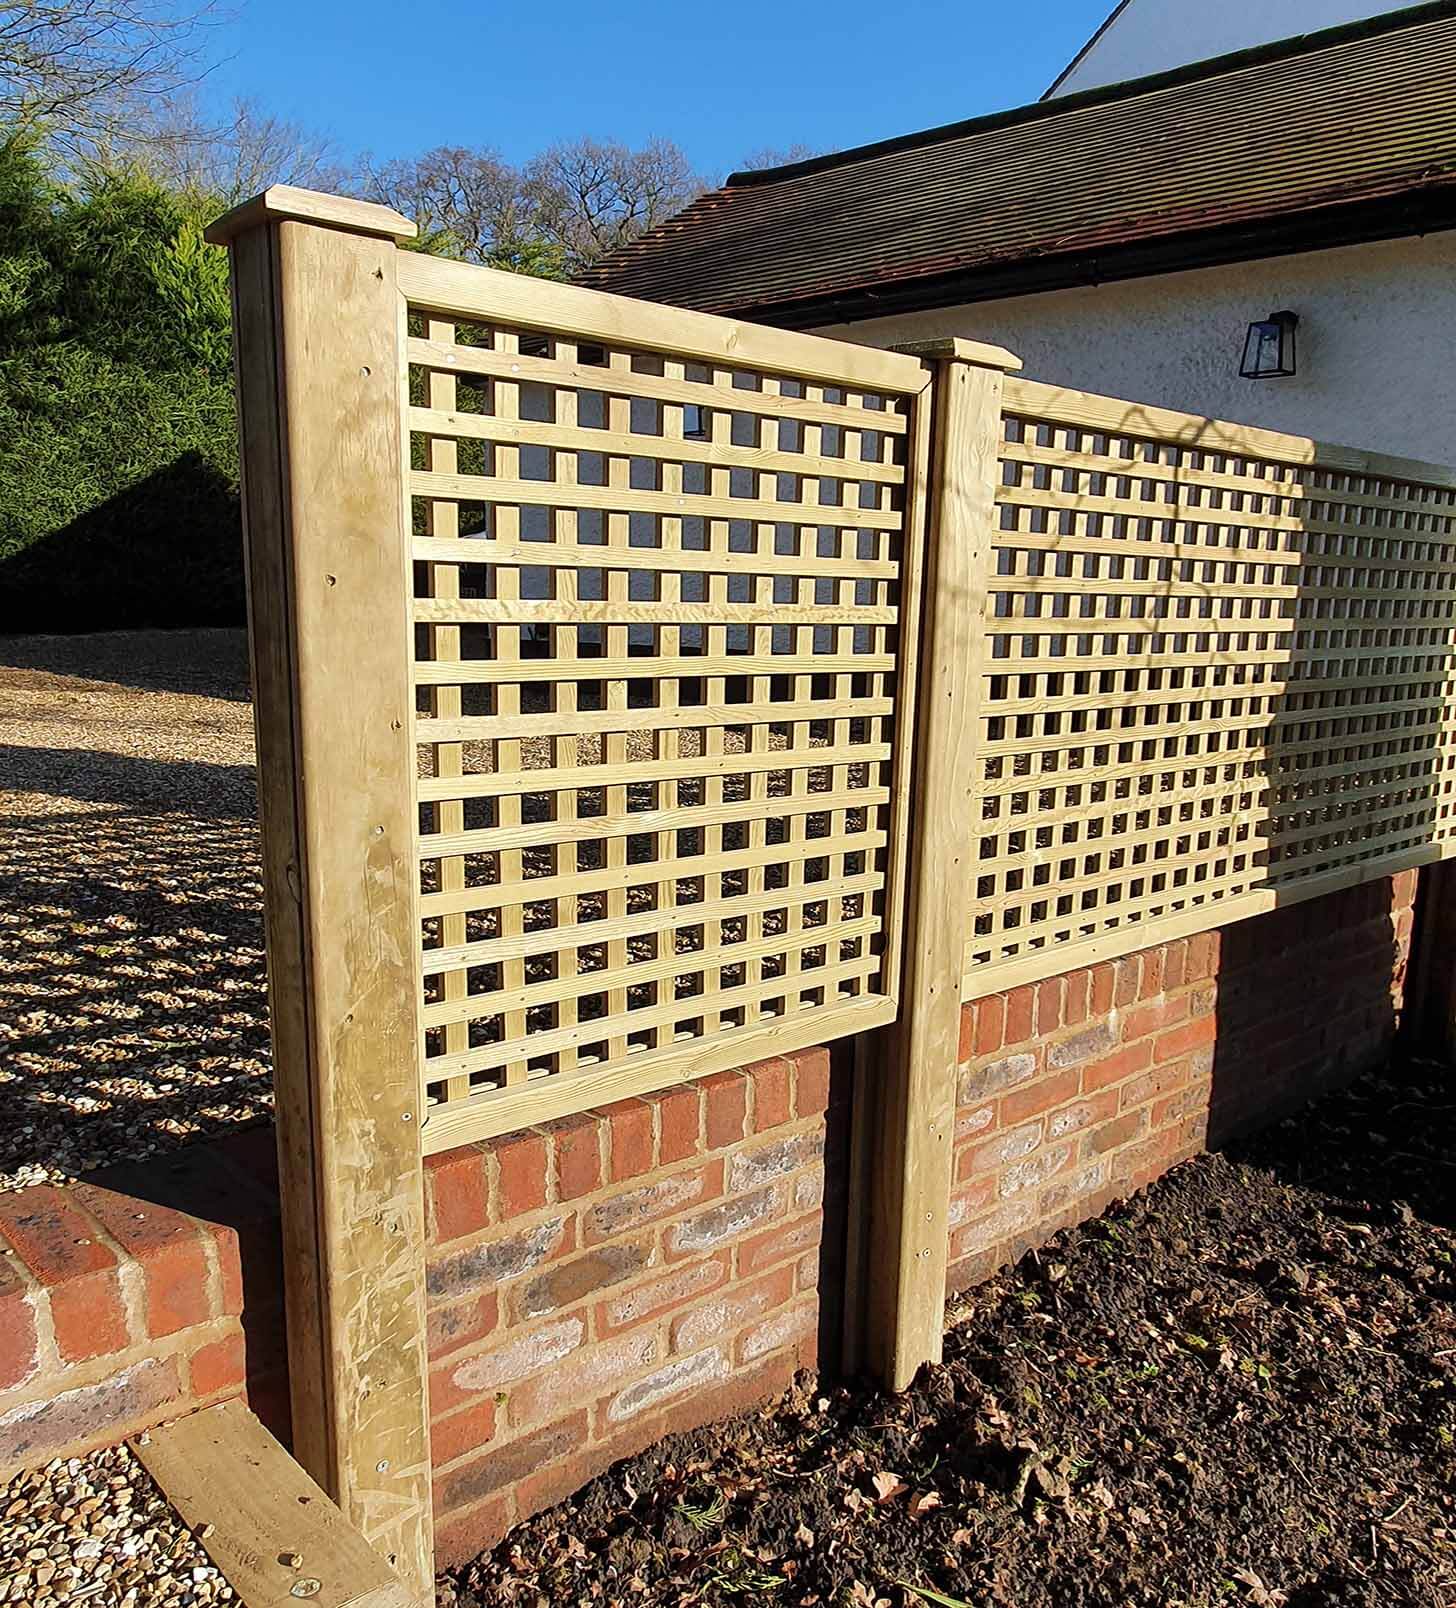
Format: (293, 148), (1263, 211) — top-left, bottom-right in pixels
(1240, 311), (1297, 379)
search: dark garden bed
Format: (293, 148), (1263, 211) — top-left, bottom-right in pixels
(442, 1060), (1456, 1608)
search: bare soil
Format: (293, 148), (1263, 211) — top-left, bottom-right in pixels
(444, 1063), (1456, 1608)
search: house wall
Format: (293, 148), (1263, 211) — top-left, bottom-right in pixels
(816, 233), (1456, 466)
(1048, 0), (1398, 96)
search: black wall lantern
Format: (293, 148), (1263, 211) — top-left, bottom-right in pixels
(1240, 310), (1298, 379)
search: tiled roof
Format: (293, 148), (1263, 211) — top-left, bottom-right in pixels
(583, 3), (1456, 325)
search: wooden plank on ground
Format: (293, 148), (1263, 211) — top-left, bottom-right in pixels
(133, 1400), (419, 1608)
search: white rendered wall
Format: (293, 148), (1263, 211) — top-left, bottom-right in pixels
(1050, 0), (1396, 94)
(815, 234), (1456, 466)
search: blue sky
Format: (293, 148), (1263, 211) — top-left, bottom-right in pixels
(200, 0), (1108, 176)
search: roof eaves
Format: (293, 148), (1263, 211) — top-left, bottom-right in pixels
(719, 174), (1456, 329)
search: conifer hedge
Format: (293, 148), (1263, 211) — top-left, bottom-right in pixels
(0, 138), (243, 632)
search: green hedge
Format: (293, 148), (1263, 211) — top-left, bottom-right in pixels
(0, 139), (243, 633)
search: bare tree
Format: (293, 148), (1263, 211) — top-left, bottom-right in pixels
(104, 93), (345, 204)
(737, 143), (820, 172)
(357, 135), (709, 277)
(361, 145), (532, 262)
(526, 136), (708, 268)
(0, 0), (218, 156)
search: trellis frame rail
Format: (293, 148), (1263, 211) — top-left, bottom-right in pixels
(398, 248), (934, 1151)
(207, 189), (1456, 1594)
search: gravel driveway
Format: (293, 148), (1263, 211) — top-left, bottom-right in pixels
(1, 632), (268, 1599)
(0, 631), (271, 1192)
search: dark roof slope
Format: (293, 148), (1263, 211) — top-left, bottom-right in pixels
(582, 2), (1456, 327)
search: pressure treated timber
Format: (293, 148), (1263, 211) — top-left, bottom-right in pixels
(132, 1401), (418, 1608)
(220, 208), (433, 1593)
(420, 994), (895, 1152)
(397, 251), (929, 395)
(402, 262), (930, 1150)
(858, 343), (1015, 1390)
(205, 183), (417, 244)
(1001, 377), (1456, 490)
(961, 378), (1456, 1000)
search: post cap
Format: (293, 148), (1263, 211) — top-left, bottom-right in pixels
(204, 185), (417, 247)
(890, 336), (1022, 372)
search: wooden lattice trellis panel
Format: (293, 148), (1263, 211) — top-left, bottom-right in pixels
(964, 377), (1456, 995)
(395, 257), (931, 1149)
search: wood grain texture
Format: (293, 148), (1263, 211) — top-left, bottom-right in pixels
(133, 1401), (418, 1608)
(397, 251), (930, 394)
(225, 216), (433, 1593)
(402, 275), (928, 1149)
(1003, 375), (1456, 490)
(863, 352), (1012, 1391)
(206, 184), (416, 245)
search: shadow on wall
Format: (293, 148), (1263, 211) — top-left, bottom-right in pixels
(1216, 866), (1456, 1233)
(1139, 387), (1453, 1187)
(1207, 873), (1403, 1151)
(0, 453), (244, 635)
(84, 1128), (291, 1442)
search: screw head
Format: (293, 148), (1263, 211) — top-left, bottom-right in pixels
(291, 1580), (322, 1599)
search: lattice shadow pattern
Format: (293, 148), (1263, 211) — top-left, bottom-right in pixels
(966, 379), (1456, 989)
(402, 287), (923, 1146)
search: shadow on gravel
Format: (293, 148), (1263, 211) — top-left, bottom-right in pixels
(0, 745), (258, 819)
(0, 628), (251, 701)
(0, 803), (272, 1186)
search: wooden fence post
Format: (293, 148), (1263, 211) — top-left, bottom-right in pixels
(857, 337), (1021, 1391)
(205, 188), (434, 1597)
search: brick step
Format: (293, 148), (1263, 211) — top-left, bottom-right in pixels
(0, 1125), (286, 1480)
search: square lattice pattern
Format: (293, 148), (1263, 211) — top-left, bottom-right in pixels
(402, 288), (922, 1145)
(966, 378), (1456, 987)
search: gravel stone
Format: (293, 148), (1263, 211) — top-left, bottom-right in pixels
(0, 1443), (236, 1605)
(0, 631), (270, 1192)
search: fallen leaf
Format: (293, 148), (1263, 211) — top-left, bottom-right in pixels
(1233, 1567), (1288, 1606)
(872, 1470), (909, 1504)
(1031, 1463), (1072, 1502)
(897, 1582), (979, 1608)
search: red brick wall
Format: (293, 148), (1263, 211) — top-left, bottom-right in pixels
(0, 873), (1417, 1558)
(0, 1180), (248, 1479)
(423, 1049), (833, 1568)
(948, 871), (1415, 1291)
